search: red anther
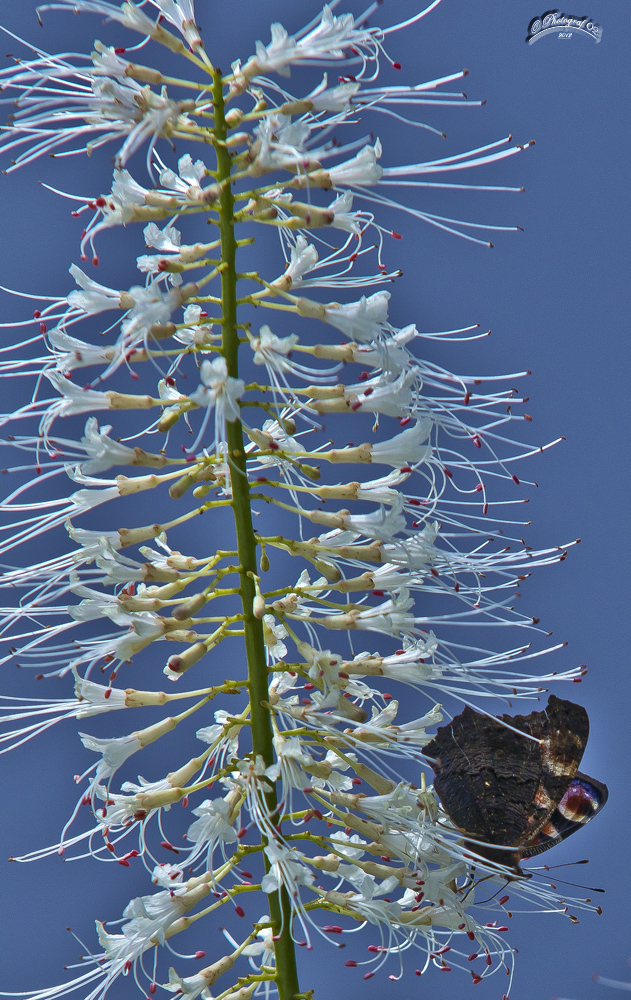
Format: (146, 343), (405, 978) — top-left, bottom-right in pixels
(324, 925), (343, 934)
(468, 954), (479, 962)
(106, 843), (115, 853)
(194, 951), (206, 959)
(358, 371), (370, 381)
(363, 386), (374, 396)
(240, 871), (253, 879)
(124, 961), (132, 973)
(363, 973), (375, 980)
(234, 905), (245, 917)
(391, 231), (402, 240)
(467, 931), (476, 941)
(303, 810), (314, 822)
(400, 465), (412, 473)
(472, 974), (483, 984)
(464, 392), (471, 405)
(129, 371), (139, 380)
(439, 966), (452, 972)
(499, 895), (510, 905)
(240, 880), (252, 886)
(395, 649), (405, 655)
(472, 435), (482, 448)
(475, 483), (483, 492)
(338, 670), (349, 678)
(497, 926), (509, 932)
(304, 682), (315, 690)
(454, 582), (459, 592)
(160, 841), (179, 854)
(301, 698), (312, 705)
(415, 892), (424, 902)
(351, 778), (362, 786)
(458, 923), (466, 930)
(40, 323), (47, 334)
(326, 821), (332, 827)
(444, 468), (453, 478)
(378, 263), (387, 271)
(345, 960), (358, 967)
(114, 46), (126, 53)
(236, 826), (247, 839)
(408, 498), (420, 506)
(117, 858), (130, 867)
(103, 688), (112, 700)
(483, 502), (489, 515)
(367, 945), (380, 953)
(296, 940), (308, 947)
(372, 589), (385, 597)
(186, 454), (196, 463)
(392, 61), (402, 69)
(312, 809), (323, 820)
(164, 375), (176, 386)
(349, 253), (358, 262)
(503, 995), (510, 999)
(149, 985), (157, 995)
(383, 692), (393, 701)
(269, 440), (279, 450)
(486, 954), (492, 966)
(430, 567), (439, 577)
(133, 810), (147, 821)
(92, 256), (99, 267)
(512, 474), (520, 484)
(33, 309), (42, 319)
(181, 796), (189, 808)
(344, 827), (351, 834)
(351, 400), (362, 411)
(415, 969), (422, 976)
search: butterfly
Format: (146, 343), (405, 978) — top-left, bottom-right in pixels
(424, 695), (608, 874)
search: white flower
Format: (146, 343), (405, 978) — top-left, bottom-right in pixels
(73, 673), (127, 717)
(65, 265), (120, 316)
(340, 494), (407, 543)
(355, 590), (415, 636)
(79, 731), (142, 782)
(328, 140), (383, 186)
(324, 290), (391, 342)
(260, 841), (315, 893)
(41, 373), (112, 434)
(263, 614), (288, 659)
(307, 77), (360, 112)
(241, 7), (375, 80)
(251, 326), (298, 371)
(148, 0), (201, 47)
(186, 793), (238, 851)
(159, 153), (207, 197)
(77, 418), (138, 474)
(370, 420), (433, 467)
(190, 357), (245, 422)
(326, 190), (363, 235)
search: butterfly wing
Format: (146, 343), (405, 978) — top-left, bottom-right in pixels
(424, 696), (591, 868)
(519, 771), (608, 859)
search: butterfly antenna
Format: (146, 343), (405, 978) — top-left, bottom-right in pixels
(523, 868), (605, 893)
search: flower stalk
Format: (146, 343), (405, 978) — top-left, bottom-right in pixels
(215, 67), (301, 999)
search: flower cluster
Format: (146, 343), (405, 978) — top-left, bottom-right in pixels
(0, 3), (597, 1000)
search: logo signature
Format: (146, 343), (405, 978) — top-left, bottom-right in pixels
(526, 11), (603, 43)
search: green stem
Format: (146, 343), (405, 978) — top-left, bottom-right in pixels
(213, 70), (300, 1000)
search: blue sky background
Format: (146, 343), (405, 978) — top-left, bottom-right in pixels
(0, 2), (629, 998)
